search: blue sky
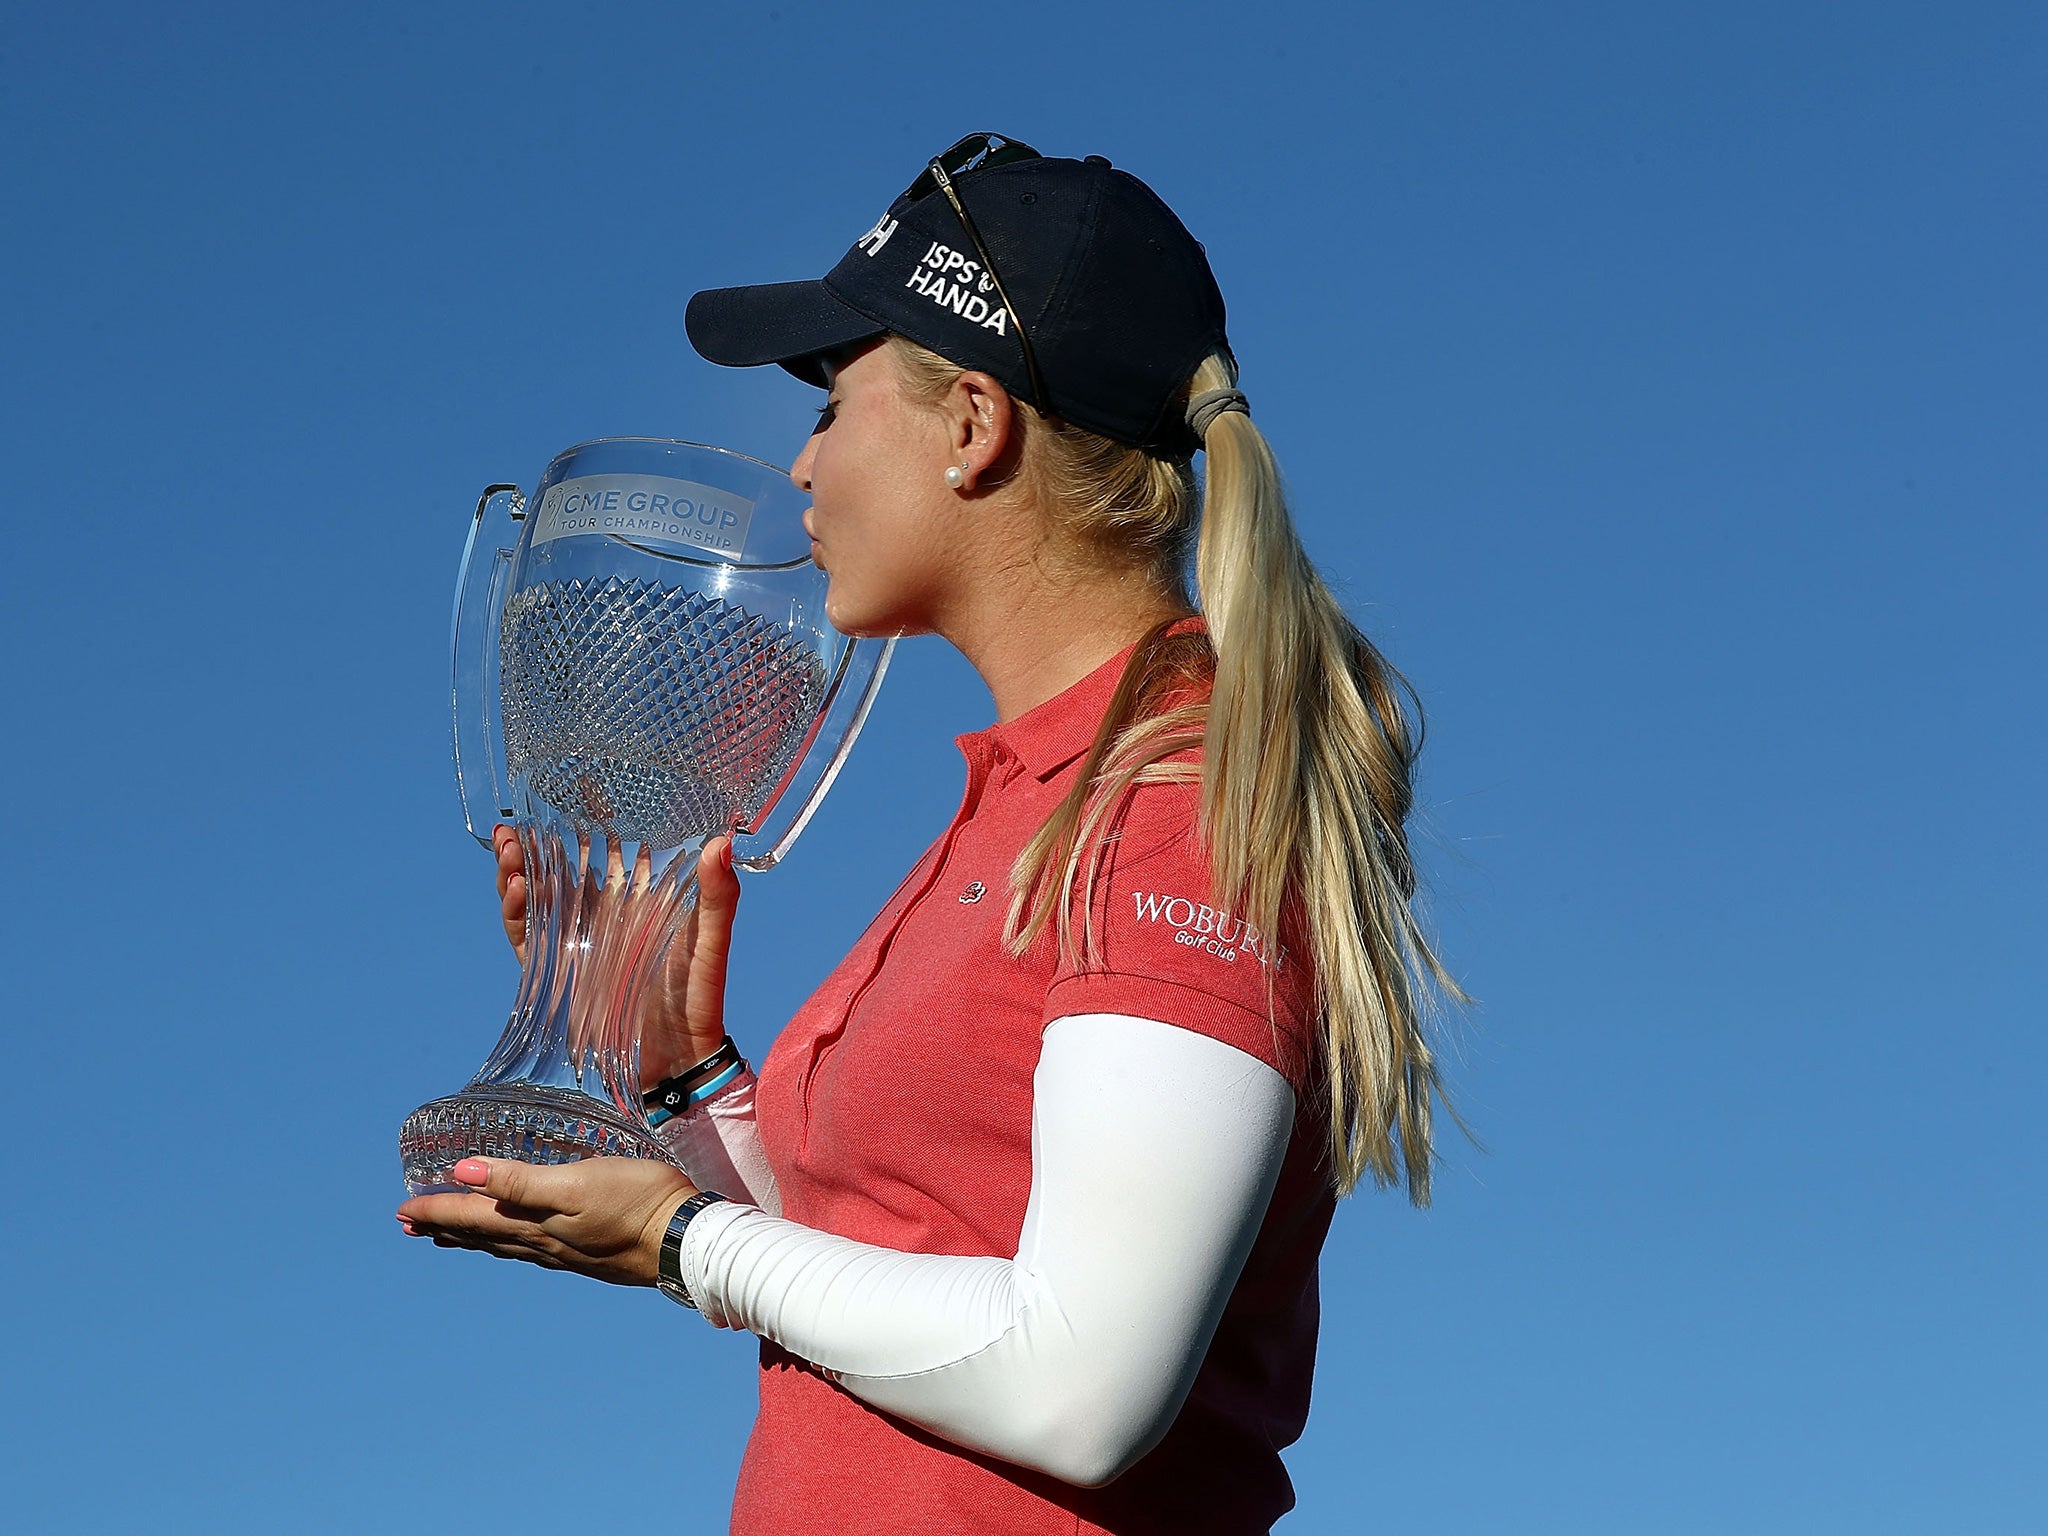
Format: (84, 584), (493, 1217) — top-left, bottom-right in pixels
(1, 3), (2041, 1531)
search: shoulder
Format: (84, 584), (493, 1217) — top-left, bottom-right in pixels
(1046, 778), (1317, 1092)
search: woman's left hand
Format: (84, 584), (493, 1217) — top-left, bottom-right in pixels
(397, 1157), (698, 1287)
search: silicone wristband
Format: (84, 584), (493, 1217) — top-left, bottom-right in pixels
(682, 1059), (745, 1108)
(644, 1037), (746, 1126)
(643, 1048), (749, 1130)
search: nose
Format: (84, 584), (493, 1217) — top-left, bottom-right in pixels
(790, 432), (817, 493)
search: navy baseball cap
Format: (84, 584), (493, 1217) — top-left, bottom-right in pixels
(685, 136), (1229, 454)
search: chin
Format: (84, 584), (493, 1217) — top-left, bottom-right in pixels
(825, 593), (922, 642)
(823, 596), (877, 638)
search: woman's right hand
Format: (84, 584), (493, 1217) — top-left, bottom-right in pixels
(490, 825), (743, 1089)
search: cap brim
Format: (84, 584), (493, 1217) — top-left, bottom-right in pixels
(685, 280), (886, 388)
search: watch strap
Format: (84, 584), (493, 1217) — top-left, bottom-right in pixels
(656, 1191), (731, 1310)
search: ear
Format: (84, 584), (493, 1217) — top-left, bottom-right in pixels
(945, 371), (1016, 490)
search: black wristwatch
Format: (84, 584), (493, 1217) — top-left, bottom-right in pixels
(655, 1191), (731, 1310)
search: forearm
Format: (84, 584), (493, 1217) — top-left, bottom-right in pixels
(679, 1015), (1293, 1486)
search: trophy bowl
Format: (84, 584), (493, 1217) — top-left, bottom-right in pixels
(399, 438), (892, 1195)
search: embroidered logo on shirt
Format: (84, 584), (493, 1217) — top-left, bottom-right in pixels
(1129, 891), (1269, 965)
(959, 881), (987, 904)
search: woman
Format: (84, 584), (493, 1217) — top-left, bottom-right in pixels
(400, 135), (1458, 1535)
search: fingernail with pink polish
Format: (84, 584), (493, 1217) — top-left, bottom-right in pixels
(452, 1158), (490, 1185)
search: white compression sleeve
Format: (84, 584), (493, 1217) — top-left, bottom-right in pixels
(653, 1071), (782, 1215)
(679, 1013), (1295, 1487)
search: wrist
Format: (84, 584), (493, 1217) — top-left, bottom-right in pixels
(636, 1186), (695, 1286)
(644, 1036), (749, 1126)
(641, 1034), (735, 1091)
(654, 1190), (731, 1308)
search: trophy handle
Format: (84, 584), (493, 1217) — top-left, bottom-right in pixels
(452, 483), (526, 847)
(731, 633), (897, 872)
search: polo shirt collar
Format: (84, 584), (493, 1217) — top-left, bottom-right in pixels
(968, 617), (1206, 784)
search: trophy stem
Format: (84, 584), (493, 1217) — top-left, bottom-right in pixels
(400, 813), (702, 1196)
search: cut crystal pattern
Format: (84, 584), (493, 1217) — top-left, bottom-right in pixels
(500, 579), (828, 850)
(398, 1088), (667, 1197)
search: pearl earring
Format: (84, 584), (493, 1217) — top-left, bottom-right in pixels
(943, 464), (967, 489)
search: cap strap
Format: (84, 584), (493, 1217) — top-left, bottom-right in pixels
(1186, 388), (1250, 440)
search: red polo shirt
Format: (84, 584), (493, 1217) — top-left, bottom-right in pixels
(735, 638), (1336, 1536)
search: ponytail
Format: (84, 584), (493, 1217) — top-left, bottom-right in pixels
(1186, 352), (1462, 1203)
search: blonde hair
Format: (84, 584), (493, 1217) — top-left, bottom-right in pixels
(890, 337), (1462, 1203)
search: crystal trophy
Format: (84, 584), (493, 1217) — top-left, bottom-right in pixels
(399, 438), (892, 1195)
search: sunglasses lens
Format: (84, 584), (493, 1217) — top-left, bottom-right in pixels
(952, 134), (1038, 175)
(907, 134), (1040, 200)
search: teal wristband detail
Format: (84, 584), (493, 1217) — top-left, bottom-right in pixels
(644, 1037), (748, 1127)
(681, 1059), (745, 1108)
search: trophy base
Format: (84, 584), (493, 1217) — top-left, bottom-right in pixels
(399, 1086), (669, 1197)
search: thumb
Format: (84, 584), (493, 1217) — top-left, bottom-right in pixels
(699, 835), (742, 922)
(451, 1156), (549, 1208)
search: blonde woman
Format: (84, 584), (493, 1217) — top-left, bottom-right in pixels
(401, 134), (1457, 1535)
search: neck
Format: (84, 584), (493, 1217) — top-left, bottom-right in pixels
(941, 567), (1191, 723)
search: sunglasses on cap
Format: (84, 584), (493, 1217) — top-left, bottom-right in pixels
(903, 132), (1051, 417)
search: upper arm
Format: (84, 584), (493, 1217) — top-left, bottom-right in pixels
(1042, 782), (1316, 1092)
